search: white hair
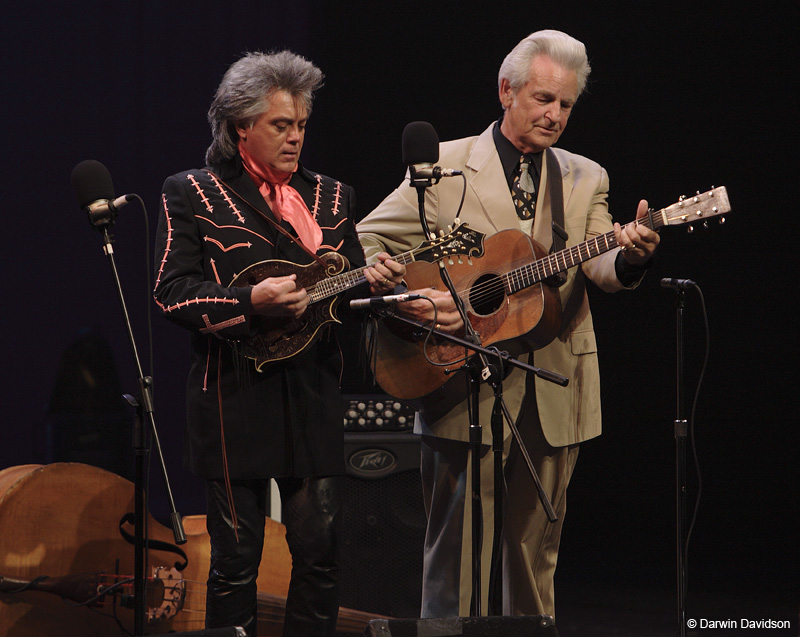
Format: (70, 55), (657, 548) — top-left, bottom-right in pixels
(498, 30), (591, 96)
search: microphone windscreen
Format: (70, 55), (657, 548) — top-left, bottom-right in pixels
(71, 159), (114, 208)
(401, 121), (439, 165)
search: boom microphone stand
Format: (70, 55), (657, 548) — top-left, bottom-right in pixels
(404, 131), (560, 616)
(72, 161), (186, 636)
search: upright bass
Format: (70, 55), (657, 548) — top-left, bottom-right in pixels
(0, 463), (382, 636)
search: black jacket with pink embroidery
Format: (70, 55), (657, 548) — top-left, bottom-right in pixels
(153, 156), (365, 479)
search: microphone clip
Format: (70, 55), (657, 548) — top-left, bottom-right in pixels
(87, 195), (132, 228)
(409, 166), (438, 189)
(409, 165), (463, 188)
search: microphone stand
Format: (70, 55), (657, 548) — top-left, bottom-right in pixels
(409, 173), (560, 617)
(667, 286), (689, 637)
(92, 216), (186, 636)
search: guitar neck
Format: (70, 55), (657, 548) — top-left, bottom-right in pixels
(505, 209), (667, 295)
(308, 248), (419, 304)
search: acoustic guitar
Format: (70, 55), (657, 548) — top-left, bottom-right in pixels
(371, 187), (731, 400)
(229, 222), (485, 370)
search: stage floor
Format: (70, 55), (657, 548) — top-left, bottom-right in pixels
(556, 583), (798, 636)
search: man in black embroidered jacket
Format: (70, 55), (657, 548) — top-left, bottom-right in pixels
(153, 51), (404, 636)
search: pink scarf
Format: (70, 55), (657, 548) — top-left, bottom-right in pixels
(238, 141), (323, 252)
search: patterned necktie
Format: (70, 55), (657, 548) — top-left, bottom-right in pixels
(512, 155), (536, 220)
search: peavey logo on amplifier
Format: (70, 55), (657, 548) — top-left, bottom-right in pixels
(348, 447), (398, 478)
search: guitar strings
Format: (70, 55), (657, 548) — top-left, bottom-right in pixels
(310, 218), (644, 309)
(307, 245), (423, 302)
(446, 224), (632, 311)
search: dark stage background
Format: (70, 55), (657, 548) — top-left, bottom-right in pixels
(2, 2), (796, 631)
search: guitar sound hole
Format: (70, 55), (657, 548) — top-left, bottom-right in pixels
(468, 273), (505, 316)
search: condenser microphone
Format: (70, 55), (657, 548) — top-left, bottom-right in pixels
(401, 121), (462, 183)
(71, 159), (133, 226)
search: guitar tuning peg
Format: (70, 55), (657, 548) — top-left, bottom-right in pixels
(679, 195), (687, 202)
(439, 229), (445, 237)
(467, 257), (473, 266)
(687, 225), (695, 234)
(719, 217), (726, 225)
(446, 225), (453, 233)
(702, 221), (709, 229)
(448, 257), (454, 265)
(457, 256), (463, 264)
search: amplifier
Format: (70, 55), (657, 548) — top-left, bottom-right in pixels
(343, 394), (415, 432)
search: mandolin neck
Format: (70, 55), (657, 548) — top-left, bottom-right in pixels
(307, 247), (418, 304)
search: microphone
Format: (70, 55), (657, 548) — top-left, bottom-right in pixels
(71, 159), (133, 226)
(661, 278), (697, 290)
(350, 293), (422, 310)
(415, 166), (464, 180)
(401, 121), (462, 183)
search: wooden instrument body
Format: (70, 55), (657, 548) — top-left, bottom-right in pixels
(0, 463), (379, 636)
(230, 252), (348, 369)
(373, 230), (562, 401)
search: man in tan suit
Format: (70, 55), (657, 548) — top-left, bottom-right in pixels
(357, 30), (659, 620)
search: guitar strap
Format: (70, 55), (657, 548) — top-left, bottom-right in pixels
(545, 148), (569, 287)
(206, 170), (329, 269)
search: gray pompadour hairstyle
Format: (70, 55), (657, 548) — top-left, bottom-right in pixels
(498, 30), (591, 98)
(205, 50), (324, 166)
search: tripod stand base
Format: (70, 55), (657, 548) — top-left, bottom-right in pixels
(363, 615), (556, 636)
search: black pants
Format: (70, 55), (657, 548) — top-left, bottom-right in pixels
(205, 476), (341, 636)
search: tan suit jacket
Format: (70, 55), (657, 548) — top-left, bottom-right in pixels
(358, 123), (637, 448)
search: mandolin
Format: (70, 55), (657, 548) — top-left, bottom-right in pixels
(229, 222), (485, 370)
(371, 187), (731, 400)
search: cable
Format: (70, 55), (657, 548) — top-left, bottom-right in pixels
(683, 283), (709, 587)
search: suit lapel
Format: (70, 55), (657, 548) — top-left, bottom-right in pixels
(291, 165), (318, 212)
(465, 124), (519, 235)
(464, 127), (575, 251)
(217, 165), (278, 224)
(223, 164), (317, 250)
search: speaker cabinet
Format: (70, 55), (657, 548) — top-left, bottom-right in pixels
(340, 432), (426, 618)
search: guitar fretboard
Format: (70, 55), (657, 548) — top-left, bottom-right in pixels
(504, 211), (665, 295)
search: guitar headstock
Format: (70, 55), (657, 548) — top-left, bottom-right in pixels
(660, 186), (730, 232)
(415, 221), (486, 264)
